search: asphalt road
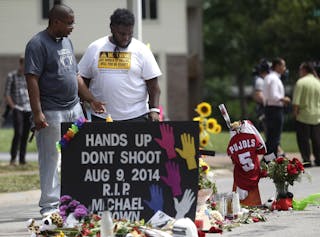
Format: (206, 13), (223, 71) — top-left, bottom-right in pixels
(0, 153), (320, 236)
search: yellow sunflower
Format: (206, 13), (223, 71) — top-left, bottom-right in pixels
(206, 118), (218, 133)
(195, 102), (212, 117)
(213, 124), (222, 134)
(200, 131), (210, 148)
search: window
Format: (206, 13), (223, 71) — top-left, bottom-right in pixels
(142, 0), (158, 20)
(42, 0), (62, 19)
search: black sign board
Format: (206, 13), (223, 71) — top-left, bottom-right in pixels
(61, 121), (199, 222)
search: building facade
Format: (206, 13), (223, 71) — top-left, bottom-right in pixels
(0, 0), (203, 122)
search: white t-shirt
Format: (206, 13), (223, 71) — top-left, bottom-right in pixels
(78, 36), (162, 120)
(262, 71), (284, 107)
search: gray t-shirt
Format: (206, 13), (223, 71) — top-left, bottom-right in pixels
(25, 30), (79, 110)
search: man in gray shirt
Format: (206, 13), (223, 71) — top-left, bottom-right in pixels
(25, 4), (105, 216)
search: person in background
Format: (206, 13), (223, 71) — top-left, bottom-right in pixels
(4, 55), (31, 165)
(78, 8), (161, 122)
(292, 62), (320, 167)
(252, 59), (270, 132)
(24, 4), (105, 216)
(262, 57), (291, 162)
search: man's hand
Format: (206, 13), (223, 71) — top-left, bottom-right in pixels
(90, 101), (106, 114)
(33, 111), (49, 130)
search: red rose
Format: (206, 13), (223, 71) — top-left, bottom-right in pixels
(198, 230), (206, 237)
(252, 217), (260, 222)
(275, 157), (284, 164)
(89, 223), (95, 228)
(92, 214), (101, 221)
(287, 164), (298, 175)
(81, 227), (91, 236)
(293, 158), (304, 171)
(202, 165), (208, 172)
(208, 226), (223, 233)
(260, 169), (268, 178)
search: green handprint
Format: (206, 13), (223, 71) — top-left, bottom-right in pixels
(175, 133), (197, 170)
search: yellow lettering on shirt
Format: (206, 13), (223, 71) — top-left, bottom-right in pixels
(98, 51), (131, 69)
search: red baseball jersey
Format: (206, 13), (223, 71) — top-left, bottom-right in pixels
(227, 132), (266, 191)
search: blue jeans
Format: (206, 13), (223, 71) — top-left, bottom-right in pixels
(35, 103), (84, 214)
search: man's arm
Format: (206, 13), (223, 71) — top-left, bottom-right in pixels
(4, 75), (15, 109)
(146, 77), (161, 121)
(5, 95), (15, 109)
(292, 104), (299, 119)
(253, 90), (264, 104)
(25, 73), (48, 130)
(77, 75), (105, 114)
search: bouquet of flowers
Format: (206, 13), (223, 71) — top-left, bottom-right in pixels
(261, 156), (306, 203)
(193, 102), (221, 148)
(261, 156), (305, 186)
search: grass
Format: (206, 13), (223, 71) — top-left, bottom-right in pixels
(0, 127), (299, 193)
(0, 128), (37, 152)
(0, 161), (40, 192)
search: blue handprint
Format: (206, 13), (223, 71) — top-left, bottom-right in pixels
(144, 184), (164, 213)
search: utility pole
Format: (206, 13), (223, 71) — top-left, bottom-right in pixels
(127, 0), (142, 41)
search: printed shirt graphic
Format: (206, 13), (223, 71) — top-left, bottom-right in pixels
(98, 51), (131, 69)
(227, 133), (265, 191)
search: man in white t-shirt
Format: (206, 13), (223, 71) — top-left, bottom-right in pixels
(78, 8), (162, 122)
(262, 58), (291, 160)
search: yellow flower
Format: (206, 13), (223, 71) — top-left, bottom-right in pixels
(55, 231), (65, 237)
(213, 124), (222, 134)
(193, 116), (201, 122)
(199, 158), (210, 174)
(206, 118), (218, 133)
(200, 131), (210, 147)
(199, 123), (204, 133)
(195, 102), (212, 117)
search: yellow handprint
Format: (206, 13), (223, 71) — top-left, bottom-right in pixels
(175, 133), (197, 170)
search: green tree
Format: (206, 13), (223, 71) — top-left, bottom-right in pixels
(203, 0), (320, 122)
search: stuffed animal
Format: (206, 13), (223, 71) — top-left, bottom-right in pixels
(40, 212), (64, 231)
(26, 218), (41, 235)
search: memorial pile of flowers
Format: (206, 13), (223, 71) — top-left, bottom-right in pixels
(27, 195), (149, 237)
(193, 102), (221, 148)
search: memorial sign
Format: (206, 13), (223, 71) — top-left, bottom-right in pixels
(61, 121), (199, 221)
